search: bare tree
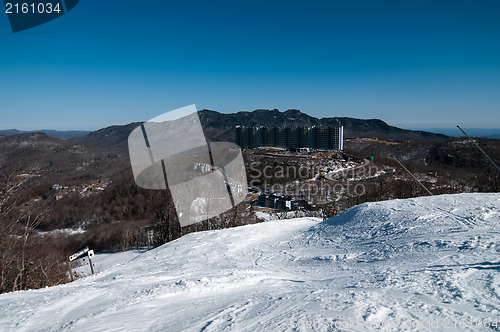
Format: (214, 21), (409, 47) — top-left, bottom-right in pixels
(0, 170), (67, 293)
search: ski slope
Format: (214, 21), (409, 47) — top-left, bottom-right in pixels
(1, 193), (499, 331)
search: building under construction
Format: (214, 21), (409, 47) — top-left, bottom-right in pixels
(235, 126), (344, 151)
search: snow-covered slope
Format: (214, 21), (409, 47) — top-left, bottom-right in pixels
(1, 193), (499, 331)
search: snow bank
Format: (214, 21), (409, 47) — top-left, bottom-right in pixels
(0, 193), (499, 331)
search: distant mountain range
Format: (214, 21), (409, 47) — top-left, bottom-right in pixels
(419, 128), (500, 139)
(68, 109), (449, 149)
(4, 110), (499, 147)
(0, 129), (91, 140)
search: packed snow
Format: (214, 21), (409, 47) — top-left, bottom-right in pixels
(1, 193), (499, 331)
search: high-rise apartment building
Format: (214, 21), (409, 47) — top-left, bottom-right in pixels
(235, 126), (344, 151)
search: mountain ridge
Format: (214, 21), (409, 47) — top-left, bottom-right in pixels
(0, 129), (91, 140)
(70, 109), (449, 149)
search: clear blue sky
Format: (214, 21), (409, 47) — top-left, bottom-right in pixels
(1, 0), (499, 130)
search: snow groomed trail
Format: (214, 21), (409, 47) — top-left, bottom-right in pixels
(0, 193), (499, 331)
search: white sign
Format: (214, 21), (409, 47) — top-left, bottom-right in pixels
(69, 247), (89, 262)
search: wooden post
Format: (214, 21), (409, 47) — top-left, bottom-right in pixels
(88, 250), (95, 275)
(68, 259), (74, 282)
(88, 257), (94, 275)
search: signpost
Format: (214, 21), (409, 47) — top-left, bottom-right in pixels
(68, 247), (95, 281)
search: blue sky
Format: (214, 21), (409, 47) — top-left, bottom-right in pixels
(1, 0), (499, 130)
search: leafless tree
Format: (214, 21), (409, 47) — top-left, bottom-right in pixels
(0, 170), (67, 293)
